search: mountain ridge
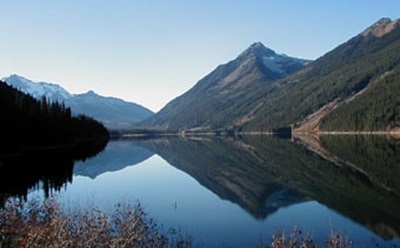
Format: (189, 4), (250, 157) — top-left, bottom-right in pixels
(137, 17), (400, 134)
(362, 17), (400, 38)
(2, 74), (154, 130)
(245, 17), (400, 132)
(138, 42), (310, 132)
(3, 74), (73, 102)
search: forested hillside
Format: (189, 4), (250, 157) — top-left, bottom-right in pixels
(244, 18), (400, 132)
(320, 65), (400, 131)
(0, 81), (109, 156)
(135, 18), (400, 134)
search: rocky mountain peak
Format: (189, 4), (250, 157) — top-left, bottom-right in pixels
(235, 42), (310, 79)
(2, 74), (73, 101)
(239, 42), (276, 59)
(362, 17), (400, 38)
(248, 42), (270, 51)
(85, 90), (98, 96)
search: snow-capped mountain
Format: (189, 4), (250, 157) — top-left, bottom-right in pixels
(238, 42), (310, 77)
(139, 42), (311, 131)
(3, 74), (73, 102)
(2, 75), (154, 130)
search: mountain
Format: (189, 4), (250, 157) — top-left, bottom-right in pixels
(138, 43), (310, 132)
(138, 18), (400, 133)
(316, 18), (400, 132)
(64, 90), (154, 130)
(3, 74), (73, 102)
(246, 17), (400, 133)
(2, 75), (154, 130)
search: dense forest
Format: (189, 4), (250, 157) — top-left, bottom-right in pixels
(0, 81), (109, 156)
(320, 65), (400, 131)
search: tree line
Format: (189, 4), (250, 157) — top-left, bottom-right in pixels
(0, 81), (109, 155)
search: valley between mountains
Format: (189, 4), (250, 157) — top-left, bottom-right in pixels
(3, 17), (400, 136)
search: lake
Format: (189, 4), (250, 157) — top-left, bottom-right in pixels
(3, 135), (400, 247)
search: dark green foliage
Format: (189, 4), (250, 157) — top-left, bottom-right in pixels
(320, 66), (400, 131)
(244, 23), (400, 131)
(0, 81), (109, 156)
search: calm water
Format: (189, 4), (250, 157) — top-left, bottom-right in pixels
(7, 135), (400, 247)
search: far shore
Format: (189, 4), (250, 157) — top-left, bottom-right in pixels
(112, 129), (400, 140)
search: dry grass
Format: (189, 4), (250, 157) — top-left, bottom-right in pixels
(0, 197), (395, 248)
(258, 225), (357, 248)
(0, 197), (194, 248)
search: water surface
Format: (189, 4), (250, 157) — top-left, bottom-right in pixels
(6, 136), (400, 247)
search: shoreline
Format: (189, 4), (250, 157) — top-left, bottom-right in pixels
(115, 130), (400, 139)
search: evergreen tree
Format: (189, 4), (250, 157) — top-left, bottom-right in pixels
(0, 81), (109, 155)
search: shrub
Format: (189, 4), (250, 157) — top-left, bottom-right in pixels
(0, 197), (194, 248)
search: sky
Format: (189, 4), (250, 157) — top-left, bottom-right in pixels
(1, 1), (399, 112)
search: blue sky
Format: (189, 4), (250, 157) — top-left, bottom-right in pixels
(1, 1), (399, 111)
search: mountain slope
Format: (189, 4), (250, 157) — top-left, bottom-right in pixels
(318, 66), (400, 132)
(65, 90), (154, 130)
(242, 18), (400, 132)
(138, 18), (400, 133)
(3, 75), (154, 130)
(138, 43), (310, 132)
(3, 74), (72, 102)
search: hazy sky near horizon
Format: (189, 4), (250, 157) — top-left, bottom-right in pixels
(1, 1), (399, 112)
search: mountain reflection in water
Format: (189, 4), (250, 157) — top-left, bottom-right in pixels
(73, 140), (154, 179)
(1, 135), (400, 246)
(134, 135), (400, 241)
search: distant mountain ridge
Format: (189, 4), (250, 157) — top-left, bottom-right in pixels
(4, 74), (73, 102)
(138, 17), (400, 133)
(2, 74), (154, 130)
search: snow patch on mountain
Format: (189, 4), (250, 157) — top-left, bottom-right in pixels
(241, 42), (311, 77)
(2, 74), (73, 102)
(261, 55), (287, 75)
